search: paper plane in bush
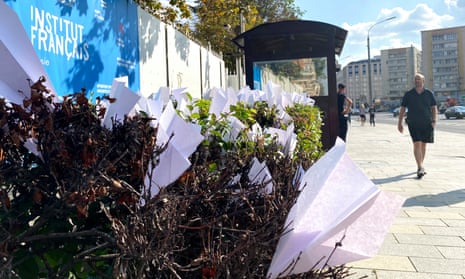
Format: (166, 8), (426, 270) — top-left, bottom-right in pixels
(267, 138), (405, 278)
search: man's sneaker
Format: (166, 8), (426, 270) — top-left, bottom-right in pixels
(417, 167), (426, 179)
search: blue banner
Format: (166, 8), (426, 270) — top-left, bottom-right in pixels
(4, 0), (140, 97)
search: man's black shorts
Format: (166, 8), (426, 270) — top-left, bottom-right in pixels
(407, 123), (434, 143)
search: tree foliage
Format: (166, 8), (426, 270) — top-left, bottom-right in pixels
(253, 0), (303, 22)
(133, 0), (192, 32)
(189, 0), (259, 71)
(191, 0), (303, 71)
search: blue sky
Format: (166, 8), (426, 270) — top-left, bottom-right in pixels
(294, 0), (465, 67)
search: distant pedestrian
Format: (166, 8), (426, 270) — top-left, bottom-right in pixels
(369, 104), (376, 126)
(359, 103), (366, 126)
(397, 73), (438, 179)
(337, 83), (353, 142)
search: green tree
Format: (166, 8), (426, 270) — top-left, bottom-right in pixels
(253, 0), (303, 22)
(134, 0), (192, 31)
(191, 0), (303, 71)
(190, 0), (260, 71)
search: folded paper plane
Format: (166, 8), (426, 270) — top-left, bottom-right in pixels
(224, 116), (245, 141)
(157, 101), (203, 156)
(0, 1), (56, 101)
(145, 100), (204, 197)
(208, 87), (227, 118)
(248, 157), (273, 194)
(171, 87), (188, 104)
(102, 77), (141, 129)
(145, 142), (191, 197)
(267, 138), (405, 278)
(265, 124), (297, 156)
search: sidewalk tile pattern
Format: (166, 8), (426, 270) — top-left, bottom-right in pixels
(344, 121), (465, 278)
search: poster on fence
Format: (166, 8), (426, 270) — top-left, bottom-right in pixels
(4, 0), (141, 97)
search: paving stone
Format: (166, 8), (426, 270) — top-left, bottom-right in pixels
(380, 233), (398, 244)
(437, 246), (465, 259)
(410, 257), (465, 274)
(420, 226), (465, 237)
(393, 217), (447, 226)
(427, 207), (465, 214)
(395, 210), (409, 218)
(389, 224), (423, 234)
(401, 206), (430, 212)
(347, 269), (464, 279)
(395, 234), (465, 247)
(404, 210), (465, 220)
(443, 219), (465, 227)
(450, 201), (465, 208)
(379, 243), (442, 258)
(349, 255), (415, 271)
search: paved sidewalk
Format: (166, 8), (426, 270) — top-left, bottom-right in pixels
(345, 121), (465, 279)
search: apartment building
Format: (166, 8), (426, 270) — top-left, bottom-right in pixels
(380, 46), (422, 103)
(422, 26), (465, 104)
(340, 57), (382, 107)
(338, 25), (465, 109)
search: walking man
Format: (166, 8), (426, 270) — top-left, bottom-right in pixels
(397, 73), (438, 178)
(369, 104), (376, 126)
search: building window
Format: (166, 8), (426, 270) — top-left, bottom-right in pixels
(444, 42), (458, 48)
(433, 32), (457, 41)
(445, 33), (457, 40)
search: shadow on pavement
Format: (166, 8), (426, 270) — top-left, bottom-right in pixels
(403, 189), (465, 207)
(372, 172), (416, 184)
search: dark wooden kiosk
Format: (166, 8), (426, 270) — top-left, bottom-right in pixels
(233, 20), (347, 150)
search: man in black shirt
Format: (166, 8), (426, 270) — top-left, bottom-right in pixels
(397, 73), (438, 178)
(368, 104), (376, 126)
(337, 83), (353, 142)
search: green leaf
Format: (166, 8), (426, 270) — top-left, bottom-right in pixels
(14, 252), (39, 279)
(208, 163), (217, 172)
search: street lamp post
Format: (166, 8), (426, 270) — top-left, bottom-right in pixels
(367, 16), (396, 105)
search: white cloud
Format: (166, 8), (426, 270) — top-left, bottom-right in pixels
(346, 4), (454, 38)
(338, 3), (459, 66)
(407, 4), (454, 31)
(444, 0), (465, 8)
(444, 0), (460, 8)
(444, 0), (457, 7)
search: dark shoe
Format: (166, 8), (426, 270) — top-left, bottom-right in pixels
(417, 167), (426, 179)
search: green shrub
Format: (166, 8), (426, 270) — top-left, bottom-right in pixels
(0, 81), (349, 279)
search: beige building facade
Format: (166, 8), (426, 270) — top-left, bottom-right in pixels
(338, 26), (465, 110)
(340, 58), (382, 108)
(422, 26), (465, 104)
(380, 46), (422, 103)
